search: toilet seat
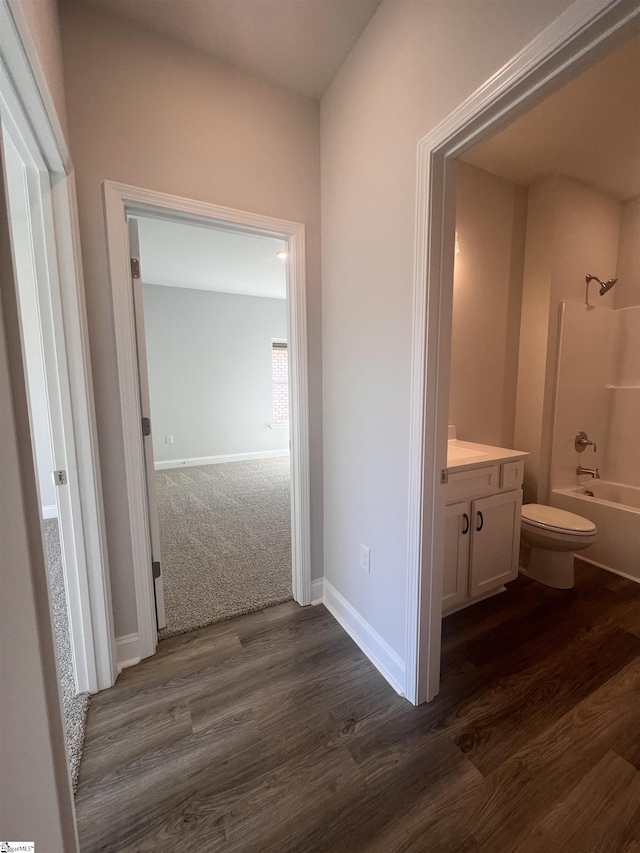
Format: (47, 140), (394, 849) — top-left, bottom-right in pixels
(521, 504), (596, 537)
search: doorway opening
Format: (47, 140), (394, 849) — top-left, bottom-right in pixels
(104, 182), (311, 665)
(407, 2), (638, 705)
(132, 214), (295, 638)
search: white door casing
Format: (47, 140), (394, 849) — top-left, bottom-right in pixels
(1, 114), (115, 696)
(2, 127), (85, 685)
(104, 181), (312, 665)
(1, 0), (116, 694)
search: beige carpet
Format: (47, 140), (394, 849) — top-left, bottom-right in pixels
(43, 519), (90, 792)
(156, 457), (292, 639)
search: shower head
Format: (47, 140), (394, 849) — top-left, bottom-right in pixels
(598, 278), (617, 295)
(586, 274), (617, 296)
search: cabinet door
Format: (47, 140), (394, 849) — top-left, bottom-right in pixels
(443, 501), (471, 613)
(469, 489), (522, 598)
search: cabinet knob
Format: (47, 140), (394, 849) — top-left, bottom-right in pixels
(476, 511), (484, 532)
(462, 513), (469, 534)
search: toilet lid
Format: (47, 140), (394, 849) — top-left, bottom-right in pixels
(521, 504), (596, 535)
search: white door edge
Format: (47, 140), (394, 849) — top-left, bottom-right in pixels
(127, 217), (166, 631)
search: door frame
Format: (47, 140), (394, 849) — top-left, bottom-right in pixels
(405, 0), (639, 704)
(103, 180), (312, 664)
(1, 0), (116, 694)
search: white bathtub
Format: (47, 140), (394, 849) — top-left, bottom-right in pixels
(552, 482), (640, 582)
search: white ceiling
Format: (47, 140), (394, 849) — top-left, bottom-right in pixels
(136, 216), (288, 299)
(463, 35), (640, 201)
(79, 0), (383, 99)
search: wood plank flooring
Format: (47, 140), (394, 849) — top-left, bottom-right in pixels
(76, 562), (640, 852)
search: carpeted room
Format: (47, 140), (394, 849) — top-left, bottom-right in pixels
(155, 457), (291, 638)
(138, 215), (294, 638)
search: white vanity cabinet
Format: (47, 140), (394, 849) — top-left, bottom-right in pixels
(443, 501), (472, 612)
(443, 453), (525, 615)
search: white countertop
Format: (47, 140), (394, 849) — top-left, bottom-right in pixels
(447, 439), (529, 472)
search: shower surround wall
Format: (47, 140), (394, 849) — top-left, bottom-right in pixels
(513, 175), (623, 504)
(550, 302), (640, 580)
(548, 190), (640, 494)
(513, 175), (639, 581)
(606, 306), (640, 488)
(551, 303), (640, 491)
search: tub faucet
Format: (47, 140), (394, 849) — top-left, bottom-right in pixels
(577, 465), (600, 479)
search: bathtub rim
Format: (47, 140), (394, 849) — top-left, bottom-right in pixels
(552, 482), (640, 515)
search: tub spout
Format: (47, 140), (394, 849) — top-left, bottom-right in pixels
(577, 465), (600, 479)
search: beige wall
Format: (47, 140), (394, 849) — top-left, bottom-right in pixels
(320, 0), (573, 656)
(9, 0), (68, 140)
(59, 0), (323, 636)
(143, 285), (289, 462)
(514, 175), (622, 503)
(615, 195), (640, 309)
(449, 162), (528, 448)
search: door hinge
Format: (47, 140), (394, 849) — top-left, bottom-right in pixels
(142, 417), (151, 437)
(130, 257), (140, 279)
(440, 468), (448, 485)
(152, 560), (161, 579)
(54, 469), (67, 486)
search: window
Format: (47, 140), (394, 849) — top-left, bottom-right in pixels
(272, 340), (289, 424)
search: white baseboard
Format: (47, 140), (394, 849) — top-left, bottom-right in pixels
(311, 578), (324, 605)
(154, 449), (290, 471)
(575, 555), (640, 584)
(42, 504), (58, 519)
(116, 632), (142, 672)
(322, 579), (405, 697)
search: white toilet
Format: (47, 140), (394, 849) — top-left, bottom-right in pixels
(520, 504), (597, 589)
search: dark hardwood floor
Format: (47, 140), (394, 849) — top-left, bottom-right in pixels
(75, 562), (640, 852)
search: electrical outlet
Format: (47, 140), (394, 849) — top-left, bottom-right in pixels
(166, 435), (174, 444)
(359, 544), (370, 573)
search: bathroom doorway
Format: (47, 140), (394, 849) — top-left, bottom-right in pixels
(406, 9), (639, 705)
